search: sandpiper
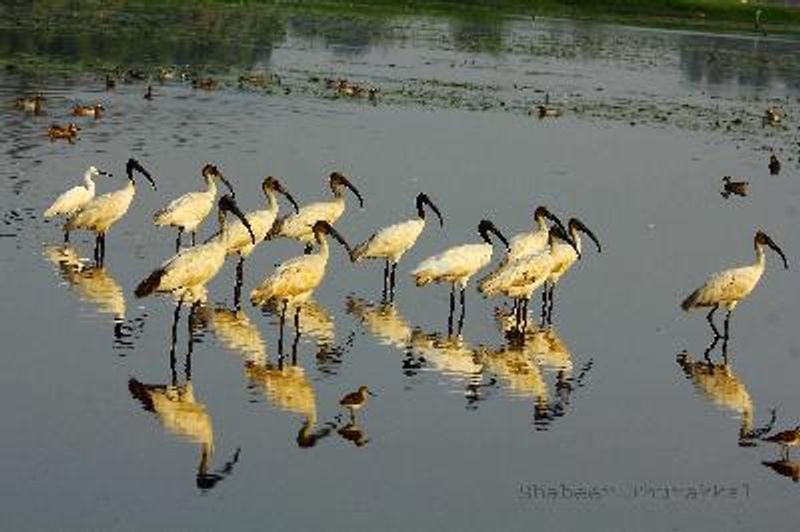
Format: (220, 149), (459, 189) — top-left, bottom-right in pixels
(339, 386), (375, 420)
(764, 426), (800, 459)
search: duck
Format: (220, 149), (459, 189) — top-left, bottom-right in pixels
(72, 103), (105, 118)
(769, 153), (781, 175)
(47, 123), (80, 142)
(721, 176), (748, 198)
(15, 94), (45, 114)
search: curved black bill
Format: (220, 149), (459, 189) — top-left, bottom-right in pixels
(573, 218), (602, 253)
(766, 237), (789, 270)
(220, 195), (255, 244)
(420, 193), (444, 227)
(342, 176), (364, 208)
(127, 158), (157, 190)
(280, 187), (300, 214)
(216, 171), (236, 198)
(551, 225), (580, 259)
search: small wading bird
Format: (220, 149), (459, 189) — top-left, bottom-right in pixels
(136, 195), (255, 304)
(15, 94), (45, 114)
(763, 106), (781, 127)
(352, 192), (444, 299)
(251, 220), (353, 347)
(681, 230), (789, 339)
(47, 123), (79, 142)
(412, 219), (510, 333)
(721, 176), (748, 199)
(43, 166), (111, 242)
(478, 225), (579, 330)
(154, 164), (236, 251)
(769, 153), (781, 176)
(339, 386), (375, 422)
(66, 158), (157, 265)
(72, 103), (104, 118)
(212, 176), (299, 303)
(270, 172), (364, 253)
(503, 205), (567, 265)
(763, 427), (800, 460)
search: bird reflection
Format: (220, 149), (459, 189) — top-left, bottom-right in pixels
(762, 459), (800, 483)
(202, 305), (267, 364)
(676, 350), (775, 445)
(128, 303), (240, 491)
(43, 243), (144, 351)
(493, 307), (573, 371)
(346, 296), (413, 349)
(337, 419), (370, 447)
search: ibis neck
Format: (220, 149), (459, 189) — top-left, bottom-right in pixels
(265, 189), (278, 213)
(85, 174), (96, 194)
(205, 175), (217, 194)
(535, 216), (547, 232)
(569, 227), (583, 254)
(754, 243), (766, 270)
(315, 234), (330, 258)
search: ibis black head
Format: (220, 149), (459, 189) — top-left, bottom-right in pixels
(534, 205), (568, 235)
(126, 158), (157, 190)
(329, 172), (364, 208)
(219, 194), (255, 244)
(478, 219), (510, 250)
(549, 225), (581, 259)
(755, 230), (788, 269)
(416, 193), (444, 227)
(202, 164), (235, 197)
(263, 176), (299, 213)
(312, 220), (354, 259)
(569, 218), (602, 253)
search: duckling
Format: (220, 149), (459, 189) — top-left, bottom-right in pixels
(47, 123), (80, 142)
(764, 106), (781, 126)
(192, 78), (217, 91)
(14, 94), (45, 114)
(72, 103), (104, 119)
(721, 176), (748, 198)
(769, 153), (781, 175)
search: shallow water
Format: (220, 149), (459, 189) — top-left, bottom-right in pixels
(2, 3), (800, 530)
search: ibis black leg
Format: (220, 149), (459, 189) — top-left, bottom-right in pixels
(292, 305), (301, 365)
(278, 300), (288, 356)
(191, 231), (196, 246)
(457, 287), (466, 335)
(447, 285), (456, 336)
(547, 283), (555, 324)
(234, 257), (244, 310)
(382, 260), (389, 301)
(175, 229), (183, 252)
(389, 263), (397, 301)
(706, 305), (721, 337)
(63, 227), (70, 243)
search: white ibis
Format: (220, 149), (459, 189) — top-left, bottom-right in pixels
(681, 230), (788, 338)
(271, 172), (363, 252)
(504, 205), (567, 265)
(352, 192), (443, 299)
(154, 164), (235, 251)
(250, 220), (353, 343)
(43, 165), (110, 242)
(66, 158), (156, 264)
(135, 195), (255, 304)
(411, 219), (509, 333)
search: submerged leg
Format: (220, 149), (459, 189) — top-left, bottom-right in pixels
(389, 263), (397, 300)
(292, 305), (302, 365)
(304, 243), (313, 255)
(191, 231), (196, 247)
(457, 286), (466, 334)
(63, 226), (70, 243)
(447, 285), (456, 335)
(175, 228), (183, 253)
(547, 283), (555, 324)
(234, 256), (244, 309)
(382, 260), (390, 301)
(723, 309), (732, 339)
(278, 300), (288, 356)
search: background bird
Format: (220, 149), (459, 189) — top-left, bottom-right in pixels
(44, 165), (110, 242)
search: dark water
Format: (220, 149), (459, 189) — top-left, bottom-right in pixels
(2, 3), (800, 530)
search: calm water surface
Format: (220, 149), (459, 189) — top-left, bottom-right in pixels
(1, 4), (800, 530)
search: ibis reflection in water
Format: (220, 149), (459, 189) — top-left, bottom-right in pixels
(270, 172), (364, 253)
(412, 219), (510, 335)
(43, 166), (111, 243)
(128, 302), (240, 492)
(154, 164), (236, 251)
(352, 192), (444, 301)
(66, 158), (157, 265)
(681, 230), (788, 341)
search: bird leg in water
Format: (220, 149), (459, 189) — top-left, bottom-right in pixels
(447, 285), (456, 336)
(389, 263), (397, 301)
(706, 305), (721, 337)
(63, 225), (70, 243)
(304, 243), (313, 255)
(546, 284), (556, 324)
(723, 309), (732, 340)
(191, 230), (196, 247)
(382, 260), (390, 302)
(521, 298), (529, 332)
(175, 228), (183, 253)
(234, 257), (244, 310)
(457, 287), (466, 335)
(170, 300), (183, 386)
(292, 305), (301, 365)
(278, 300), (288, 357)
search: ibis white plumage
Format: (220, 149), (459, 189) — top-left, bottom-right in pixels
(66, 158), (157, 264)
(135, 195), (255, 304)
(543, 218), (601, 319)
(44, 165), (110, 242)
(681, 230), (789, 338)
(411, 219), (509, 332)
(271, 172), (363, 251)
(504, 205), (567, 264)
(154, 164), (235, 251)
(250, 220), (354, 339)
(352, 192), (443, 298)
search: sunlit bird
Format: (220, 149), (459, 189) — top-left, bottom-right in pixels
(721, 176), (748, 199)
(271, 172), (363, 251)
(251, 220), (353, 334)
(47, 123), (79, 142)
(412, 219), (510, 332)
(764, 427), (800, 459)
(339, 386), (374, 421)
(44, 165), (110, 242)
(66, 158), (157, 264)
(681, 230), (788, 338)
(503, 205), (567, 265)
(543, 217), (601, 317)
(135, 195), (255, 303)
(352, 192), (443, 298)
(154, 164), (235, 251)
(72, 103), (104, 118)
